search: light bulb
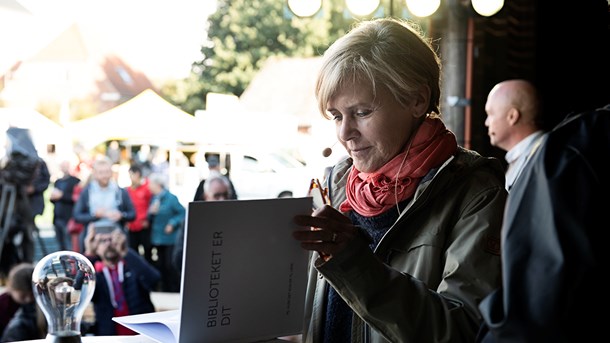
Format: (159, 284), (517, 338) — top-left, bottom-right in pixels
(405, 0), (441, 17)
(345, 0), (380, 17)
(287, 0), (322, 17)
(33, 251), (96, 343)
(471, 0), (504, 17)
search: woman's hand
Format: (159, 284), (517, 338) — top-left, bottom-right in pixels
(111, 229), (128, 258)
(293, 205), (362, 261)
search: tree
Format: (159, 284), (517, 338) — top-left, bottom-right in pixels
(175, 0), (355, 114)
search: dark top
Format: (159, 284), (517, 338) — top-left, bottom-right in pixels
(0, 293), (19, 338)
(50, 174), (81, 226)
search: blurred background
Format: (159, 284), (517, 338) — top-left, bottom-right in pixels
(1, 0), (609, 227)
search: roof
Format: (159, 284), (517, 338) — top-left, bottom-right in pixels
(0, 22), (156, 118)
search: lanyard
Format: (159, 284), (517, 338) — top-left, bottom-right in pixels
(102, 261), (125, 309)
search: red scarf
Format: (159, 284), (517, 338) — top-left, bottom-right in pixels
(340, 116), (457, 217)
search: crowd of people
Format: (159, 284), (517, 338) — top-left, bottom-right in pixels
(0, 141), (232, 339)
(0, 12), (607, 342)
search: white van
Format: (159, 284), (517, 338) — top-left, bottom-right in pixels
(192, 146), (314, 200)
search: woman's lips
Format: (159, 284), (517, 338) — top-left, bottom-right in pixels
(349, 146), (370, 158)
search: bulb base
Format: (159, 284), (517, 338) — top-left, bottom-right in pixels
(49, 332), (82, 343)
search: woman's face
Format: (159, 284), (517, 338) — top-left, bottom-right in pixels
(148, 181), (162, 194)
(327, 80), (420, 172)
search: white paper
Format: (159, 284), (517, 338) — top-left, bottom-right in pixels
(113, 310), (180, 343)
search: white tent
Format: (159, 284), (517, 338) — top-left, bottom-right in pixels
(0, 107), (69, 158)
(66, 89), (201, 148)
(66, 89), (203, 200)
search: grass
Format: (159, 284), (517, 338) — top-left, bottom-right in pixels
(35, 187), (54, 231)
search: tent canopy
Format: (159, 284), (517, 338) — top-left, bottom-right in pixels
(0, 107), (68, 157)
(67, 89), (201, 148)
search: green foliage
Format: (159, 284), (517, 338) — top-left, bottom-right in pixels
(175, 0), (357, 114)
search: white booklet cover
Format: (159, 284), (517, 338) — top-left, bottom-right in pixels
(114, 197), (312, 343)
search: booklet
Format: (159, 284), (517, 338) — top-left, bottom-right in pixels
(114, 197), (312, 343)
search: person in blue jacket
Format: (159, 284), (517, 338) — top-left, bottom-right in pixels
(72, 156), (136, 253)
(147, 173), (185, 293)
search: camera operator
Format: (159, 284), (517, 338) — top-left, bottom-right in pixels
(0, 127), (49, 277)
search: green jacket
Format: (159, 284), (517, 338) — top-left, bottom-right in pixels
(303, 148), (506, 343)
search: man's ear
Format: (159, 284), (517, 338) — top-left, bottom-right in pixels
(412, 84), (431, 118)
(507, 108), (520, 126)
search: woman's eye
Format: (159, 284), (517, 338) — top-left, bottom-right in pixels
(328, 111), (342, 121)
(355, 109), (373, 117)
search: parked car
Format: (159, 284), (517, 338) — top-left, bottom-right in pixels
(194, 146), (314, 200)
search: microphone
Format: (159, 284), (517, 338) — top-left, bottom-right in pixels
(322, 147), (333, 158)
(322, 141), (338, 158)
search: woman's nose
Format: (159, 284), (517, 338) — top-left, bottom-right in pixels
(337, 117), (357, 142)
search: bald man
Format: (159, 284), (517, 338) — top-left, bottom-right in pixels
(484, 79), (545, 190)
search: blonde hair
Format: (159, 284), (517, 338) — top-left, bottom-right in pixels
(316, 18), (441, 118)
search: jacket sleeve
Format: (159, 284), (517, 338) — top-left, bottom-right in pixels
(168, 195), (186, 228)
(32, 160), (50, 194)
(72, 187), (96, 225)
(124, 249), (161, 291)
(119, 189), (137, 223)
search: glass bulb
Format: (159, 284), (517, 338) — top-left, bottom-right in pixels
(33, 251), (96, 343)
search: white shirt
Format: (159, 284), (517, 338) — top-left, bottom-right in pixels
(504, 130), (545, 191)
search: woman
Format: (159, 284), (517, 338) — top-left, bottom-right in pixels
(147, 173), (185, 292)
(292, 18), (507, 343)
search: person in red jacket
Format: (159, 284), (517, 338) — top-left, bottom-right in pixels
(126, 164), (153, 264)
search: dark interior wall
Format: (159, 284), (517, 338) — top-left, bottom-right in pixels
(534, 0), (610, 128)
(469, 0), (537, 158)
(468, 0), (610, 157)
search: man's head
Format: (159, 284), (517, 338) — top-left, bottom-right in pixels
(59, 159), (72, 175)
(484, 79), (541, 152)
(128, 164), (143, 185)
(94, 228), (126, 265)
(7, 262), (35, 305)
(203, 173), (232, 201)
(207, 155), (220, 171)
(91, 156), (114, 187)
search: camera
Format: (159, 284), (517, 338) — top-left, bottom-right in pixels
(92, 223), (119, 235)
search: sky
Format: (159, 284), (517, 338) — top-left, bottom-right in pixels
(8, 0), (218, 80)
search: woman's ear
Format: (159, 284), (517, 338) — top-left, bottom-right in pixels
(412, 84), (431, 118)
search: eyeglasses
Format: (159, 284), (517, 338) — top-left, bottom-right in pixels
(308, 178), (330, 209)
(97, 237), (112, 244)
